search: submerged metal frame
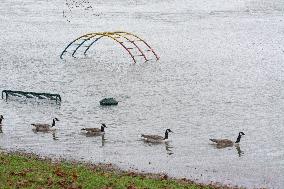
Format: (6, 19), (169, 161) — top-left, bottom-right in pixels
(60, 31), (159, 63)
(2, 90), (61, 104)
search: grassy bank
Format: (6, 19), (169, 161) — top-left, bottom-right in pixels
(0, 152), (235, 189)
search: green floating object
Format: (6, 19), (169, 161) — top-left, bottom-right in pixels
(100, 98), (118, 106)
(2, 90), (61, 104)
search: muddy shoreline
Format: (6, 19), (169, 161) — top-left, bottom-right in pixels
(0, 148), (247, 189)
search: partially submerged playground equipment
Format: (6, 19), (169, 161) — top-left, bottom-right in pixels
(60, 31), (159, 64)
(2, 90), (61, 104)
(100, 98), (118, 106)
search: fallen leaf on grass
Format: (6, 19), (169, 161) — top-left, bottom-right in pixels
(72, 171), (78, 182)
(127, 185), (137, 189)
(161, 174), (168, 180)
(67, 182), (82, 189)
(57, 179), (68, 187)
(101, 172), (110, 178)
(10, 168), (33, 177)
(16, 180), (30, 188)
(46, 177), (53, 186)
(126, 172), (137, 177)
(54, 167), (66, 177)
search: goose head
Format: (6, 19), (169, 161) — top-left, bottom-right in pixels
(52, 118), (59, 127)
(239, 132), (245, 136)
(101, 123), (107, 132)
(166, 129), (173, 133)
(235, 131), (245, 143)
(164, 129), (173, 139)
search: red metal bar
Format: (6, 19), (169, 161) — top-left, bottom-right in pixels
(113, 33), (148, 61)
(114, 32), (159, 60)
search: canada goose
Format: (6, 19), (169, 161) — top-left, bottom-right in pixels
(31, 118), (59, 132)
(81, 123), (107, 136)
(210, 132), (245, 147)
(141, 129), (173, 143)
(0, 115), (4, 124)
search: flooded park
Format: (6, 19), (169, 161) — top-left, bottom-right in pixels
(0, 0), (283, 188)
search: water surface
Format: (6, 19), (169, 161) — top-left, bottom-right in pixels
(0, 0), (283, 188)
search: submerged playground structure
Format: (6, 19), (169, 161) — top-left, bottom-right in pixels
(1, 33), (159, 105)
(60, 31), (159, 64)
(2, 90), (61, 104)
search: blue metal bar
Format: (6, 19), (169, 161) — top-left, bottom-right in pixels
(60, 34), (93, 59)
(71, 35), (97, 57)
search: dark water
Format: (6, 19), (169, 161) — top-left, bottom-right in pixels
(0, 0), (283, 188)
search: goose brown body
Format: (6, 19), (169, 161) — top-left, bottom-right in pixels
(141, 129), (173, 143)
(141, 134), (164, 141)
(81, 123), (107, 135)
(210, 132), (245, 147)
(209, 139), (234, 147)
(31, 118), (59, 132)
(82, 128), (101, 132)
(32, 124), (52, 132)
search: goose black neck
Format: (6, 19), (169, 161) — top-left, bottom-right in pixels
(52, 119), (56, 127)
(235, 134), (242, 143)
(0, 118), (2, 124)
(101, 126), (105, 132)
(164, 131), (169, 140)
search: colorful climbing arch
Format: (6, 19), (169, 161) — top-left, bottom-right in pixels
(60, 31), (159, 63)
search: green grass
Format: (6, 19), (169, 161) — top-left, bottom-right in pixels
(0, 152), (219, 189)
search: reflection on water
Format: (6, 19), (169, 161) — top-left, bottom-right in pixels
(211, 143), (244, 157)
(101, 135), (106, 147)
(235, 145), (244, 157)
(142, 140), (174, 155)
(0, 126), (2, 133)
(52, 132), (59, 141)
(165, 142), (174, 155)
(83, 132), (106, 147)
(32, 129), (59, 140)
(3, 96), (61, 108)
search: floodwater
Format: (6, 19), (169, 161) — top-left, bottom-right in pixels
(0, 0), (283, 188)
